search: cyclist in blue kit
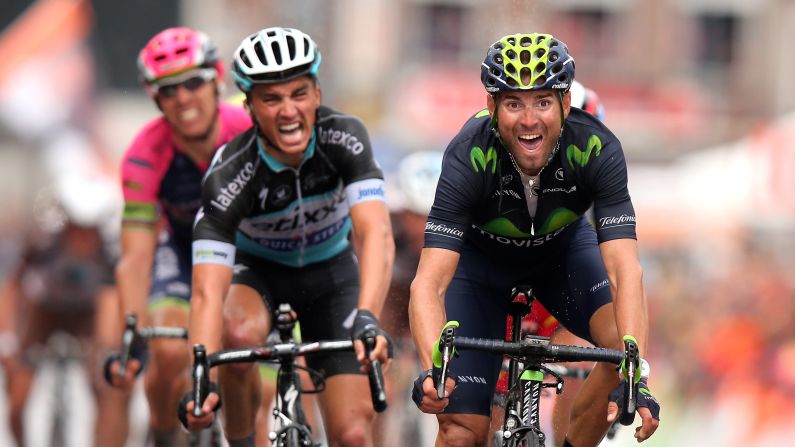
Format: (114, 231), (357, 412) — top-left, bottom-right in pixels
(181, 27), (394, 447)
(409, 33), (660, 447)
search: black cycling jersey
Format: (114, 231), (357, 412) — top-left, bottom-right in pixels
(11, 227), (114, 314)
(193, 105), (386, 268)
(425, 107), (636, 258)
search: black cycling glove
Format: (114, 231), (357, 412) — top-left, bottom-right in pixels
(102, 338), (149, 385)
(351, 309), (394, 357)
(177, 381), (222, 430)
(609, 378), (660, 421)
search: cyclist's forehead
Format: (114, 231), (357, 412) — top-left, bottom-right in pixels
(499, 89), (555, 103)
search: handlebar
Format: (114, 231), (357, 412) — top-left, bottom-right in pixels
(117, 313), (188, 378)
(433, 324), (636, 424)
(362, 328), (387, 413)
(190, 307), (389, 415)
(620, 338), (640, 426)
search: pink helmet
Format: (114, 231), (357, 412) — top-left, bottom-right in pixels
(137, 27), (222, 85)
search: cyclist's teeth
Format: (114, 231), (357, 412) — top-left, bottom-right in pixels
(180, 109), (199, 121)
(280, 123), (300, 133)
(519, 134), (540, 141)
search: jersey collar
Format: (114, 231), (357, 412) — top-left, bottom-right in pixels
(256, 130), (317, 172)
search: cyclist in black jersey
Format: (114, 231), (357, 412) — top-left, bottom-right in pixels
(182, 27), (394, 447)
(409, 33), (660, 446)
(0, 181), (128, 447)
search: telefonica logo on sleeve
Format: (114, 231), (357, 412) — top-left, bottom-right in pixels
(425, 222), (464, 239)
(598, 214), (636, 228)
(211, 162), (255, 211)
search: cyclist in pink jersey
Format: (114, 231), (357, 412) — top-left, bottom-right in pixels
(103, 27), (252, 446)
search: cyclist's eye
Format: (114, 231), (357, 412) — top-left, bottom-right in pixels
(182, 76), (208, 91)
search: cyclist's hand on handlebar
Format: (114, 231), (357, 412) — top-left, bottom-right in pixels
(607, 379), (660, 442)
(102, 355), (141, 389)
(411, 369), (457, 414)
(351, 309), (392, 369)
(354, 334), (391, 373)
(178, 388), (221, 431)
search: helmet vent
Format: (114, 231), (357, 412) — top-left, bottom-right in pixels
(507, 37), (516, 45)
(534, 75), (547, 87)
(490, 67), (500, 76)
(272, 42), (282, 65)
(520, 50), (531, 65)
(549, 52), (559, 63)
(506, 49), (516, 60)
(285, 35), (297, 59)
(520, 36), (533, 47)
(505, 63), (516, 75)
(493, 54), (503, 65)
(520, 67), (532, 85)
(534, 62), (546, 75)
(506, 77), (517, 87)
(535, 48), (546, 59)
(239, 49), (250, 67)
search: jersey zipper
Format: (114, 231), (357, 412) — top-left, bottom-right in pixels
(293, 168), (306, 267)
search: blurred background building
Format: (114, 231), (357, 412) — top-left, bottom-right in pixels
(1, 0), (795, 446)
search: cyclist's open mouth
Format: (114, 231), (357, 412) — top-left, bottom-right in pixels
(278, 122), (305, 145)
(517, 133), (542, 152)
(179, 108), (200, 122)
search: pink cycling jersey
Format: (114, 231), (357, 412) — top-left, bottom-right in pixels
(120, 103), (251, 245)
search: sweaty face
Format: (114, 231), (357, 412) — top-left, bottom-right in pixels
(157, 73), (220, 141)
(488, 89), (570, 176)
(247, 76), (321, 167)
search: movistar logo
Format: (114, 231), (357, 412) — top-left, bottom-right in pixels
(566, 134), (603, 169)
(470, 146), (497, 173)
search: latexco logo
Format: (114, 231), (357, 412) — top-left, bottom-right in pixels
(318, 126), (364, 155)
(470, 146), (497, 173)
(210, 161), (255, 211)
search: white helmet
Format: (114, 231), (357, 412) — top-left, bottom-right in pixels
(396, 151), (444, 216)
(569, 80), (605, 121)
(232, 27), (321, 92)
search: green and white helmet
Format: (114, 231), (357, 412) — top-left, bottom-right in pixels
(481, 33), (575, 94)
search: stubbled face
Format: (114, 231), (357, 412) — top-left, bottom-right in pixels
(487, 89), (570, 175)
(247, 76), (321, 167)
(157, 75), (220, 141)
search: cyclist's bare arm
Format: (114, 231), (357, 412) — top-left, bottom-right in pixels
(184, 262), (231, 428)
(188, 263), (232, 357)
(599, 238), (648, 354)
(349, 200), (395, 363)
(600, 238), (659, 441)
(115, 227), (157, 329)
(409, 247), (459, 412)
(409, 247), (459, 369)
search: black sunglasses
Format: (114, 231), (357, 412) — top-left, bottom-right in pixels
(155, 76), (210, 98)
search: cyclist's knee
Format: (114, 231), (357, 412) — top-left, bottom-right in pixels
(438, 416), (488, 447)
(148, 339), (189, 376)
(328, 421), (369, 447)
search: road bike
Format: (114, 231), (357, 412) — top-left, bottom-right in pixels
(435, 287), (638, 447)
(191, 303), (388, 447)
